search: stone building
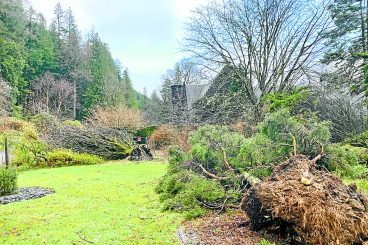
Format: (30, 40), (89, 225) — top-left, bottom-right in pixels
(171, 83), (210, 124)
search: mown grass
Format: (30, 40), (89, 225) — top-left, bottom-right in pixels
(0, 162), (183, 244)
(344, 178), (368, 194)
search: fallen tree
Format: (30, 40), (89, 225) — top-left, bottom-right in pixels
(241, 154), (368, 245)
(43, 125), (133, 160)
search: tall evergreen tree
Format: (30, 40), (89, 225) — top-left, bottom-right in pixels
(122, 69), (139, 108)
(0, 0), (27, 115)
(324, 0), (368, 98)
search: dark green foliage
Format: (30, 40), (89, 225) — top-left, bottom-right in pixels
(345, 131), (368, 148)
(326, 144), (368, 179)
(190, 125), (245, 171)
(258, 109), (331, 158)
(156, 148), (233, 219)
(263, 87), (309, 112)
(0, 0), (28, 115)
(237, 134), (279, 178)
(0, 1), (143, 118)
(0, 167), (17, 196)
(135, 126), (158, 137)
(122, 70), (139, 109)
(43, 149), (104, 167)
(29, 113), (59, 133)
(157, 111), (333, 218)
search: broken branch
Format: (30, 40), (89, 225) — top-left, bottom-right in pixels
(221, 146), (233, 171)
(199, 164), (227, 180)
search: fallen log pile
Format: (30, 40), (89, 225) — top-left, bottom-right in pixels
(241, 155), (368, 245)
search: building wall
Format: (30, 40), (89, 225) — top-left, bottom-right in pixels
(171, 85), (188, 124)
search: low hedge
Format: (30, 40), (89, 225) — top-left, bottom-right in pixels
(0, 167), (17, 196)
(44, 150), (104, 168)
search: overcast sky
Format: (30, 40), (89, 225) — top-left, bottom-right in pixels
(28, 0), (208, 94)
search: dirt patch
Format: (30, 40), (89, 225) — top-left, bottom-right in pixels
(180, 211), (278, 245)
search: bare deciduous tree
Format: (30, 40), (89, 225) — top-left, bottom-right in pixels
(28, 72), (74, 117)
(183, 0), (331, 118)
(52, 79), (74, 115)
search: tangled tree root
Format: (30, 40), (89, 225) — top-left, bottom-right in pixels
(129, 145), (153, 161)
(241, 155), (368, 245)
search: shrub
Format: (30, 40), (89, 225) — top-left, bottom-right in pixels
(89, 106), (145, 131)
(156, 111), (332, 219)
(148, 125), (193, 152)
(0, 167), (17, 196)
(43, 149), (104, 167)
(156, 147), (244, 219)
(0, 117), (39, 140)
(345, 131), (368, 148)
(189, 125), (245, 171)
(238, 134), (281, 178)
(0, 118), (47, 169)
(263, 87), (309, 112)
(156, 170), (228, 219)
(326, 144), (368, 179)
(136, 126), (158, 137)
(148, 125), (177, 149)
(62, 120), (83, 128)
(257, 239), (276, 245)
(259, 109), (331, 157)
(29, 113), (58, 133)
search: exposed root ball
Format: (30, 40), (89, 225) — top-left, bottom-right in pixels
(241, 155), (368, 245)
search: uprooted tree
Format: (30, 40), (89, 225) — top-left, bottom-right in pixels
(241, 154), (368, 244)
(156, 110), (331, 219)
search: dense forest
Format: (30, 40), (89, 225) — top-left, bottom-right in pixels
(0, 0), (146, 120)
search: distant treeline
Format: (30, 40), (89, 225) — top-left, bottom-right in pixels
(0, 0), (147, 119)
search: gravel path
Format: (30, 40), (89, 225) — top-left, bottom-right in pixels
(177, 227), (202, 245)
(0, 187), (54, 205)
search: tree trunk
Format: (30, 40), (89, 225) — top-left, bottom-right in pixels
(73, 81), (77, 119)
(4, 137), (9, 168)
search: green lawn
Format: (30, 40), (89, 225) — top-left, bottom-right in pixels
(0, 162), (183, 244)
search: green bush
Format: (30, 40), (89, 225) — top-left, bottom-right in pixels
(136, 126), (158, 137)
(156, 147), (243, 219)
(29, 113), (58, 133)
(156, 170), (228, 219)
(238, 134), (281, 178)
(0, 167), (17, 196)
(0, 119), (48, 169)
(345, 131), (368, 148)
(189, 125), (245, 171)
(44, 149), (104, 167)
(156, 110), (332, 219)
(326, 144), (368, 179)
(263, 87), (309, 112)
(259, 109), (331, 157)
(62, 120), (83, 128)
(257, 239), (276, 245)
